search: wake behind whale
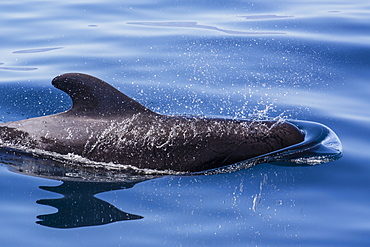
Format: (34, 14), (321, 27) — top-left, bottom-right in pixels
(0, 73), (342, 176)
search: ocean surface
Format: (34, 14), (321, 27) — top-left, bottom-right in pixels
(1, 0), (369, 246)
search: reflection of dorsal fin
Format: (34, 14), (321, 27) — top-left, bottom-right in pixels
(52, 73), (155, 117)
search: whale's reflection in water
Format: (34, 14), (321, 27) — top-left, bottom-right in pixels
(36, 181), (144, 228)
(1, 151), (161, 228)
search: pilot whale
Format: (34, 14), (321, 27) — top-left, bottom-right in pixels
(0, 73), (304, 172)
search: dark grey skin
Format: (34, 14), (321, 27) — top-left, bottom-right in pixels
(0, 73), (304, 172)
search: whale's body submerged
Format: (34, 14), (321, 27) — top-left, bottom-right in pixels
(0, 73), (305, 172)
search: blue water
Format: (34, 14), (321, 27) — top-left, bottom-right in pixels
(1, 0), (369, 246)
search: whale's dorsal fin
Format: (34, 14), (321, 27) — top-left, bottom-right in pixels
(52, 73), (155, 117)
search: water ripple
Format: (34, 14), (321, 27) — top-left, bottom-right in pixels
(242, 14), (294, 19)
(13, 47), (63, 54)
(127, 21), (286, 35)
(0, 67), (38, 71)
